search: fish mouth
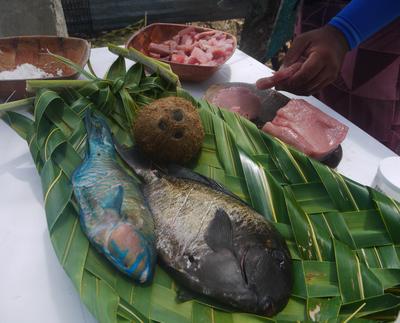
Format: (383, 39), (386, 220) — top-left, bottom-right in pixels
(177, 246), (290, 316)
(84, 111), (114, 154)
(241, 246), (292, 316)
(107, 222), (156, 283)
(238, 248), (275, 315)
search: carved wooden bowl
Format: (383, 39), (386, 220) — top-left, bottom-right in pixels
(0, 36), (90, 101)
(126, 23), (237, 82)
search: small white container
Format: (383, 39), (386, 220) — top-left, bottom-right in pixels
(372, 156), (400, 202)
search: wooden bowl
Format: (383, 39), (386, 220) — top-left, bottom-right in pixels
(126, 23), (237, 82)
(0, 36), (90, 101)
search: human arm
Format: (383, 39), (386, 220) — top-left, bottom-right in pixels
(256, 0), (400, 95)
(329, 0), (400, 50)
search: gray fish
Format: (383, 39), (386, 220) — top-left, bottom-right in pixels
(72, 113), (156, 283)
(117, 146), (292, 316)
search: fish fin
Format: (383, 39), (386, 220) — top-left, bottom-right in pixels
(101, 185), (123, 214)
(115, 144), (150, 169)
(204, 209), (233, 252)
(166, 165), (247, 205)
(166, 164), (210, 185)
(114, 143), (155, 182)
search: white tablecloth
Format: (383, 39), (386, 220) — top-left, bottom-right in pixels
(0, 47), (397, 323)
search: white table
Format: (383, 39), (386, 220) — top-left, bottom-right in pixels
(0, 47), (397, 323)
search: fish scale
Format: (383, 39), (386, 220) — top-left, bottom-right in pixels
(118, 148), (293, 316)
(72, 113), (156, 283)
(144, 175), (274, 259)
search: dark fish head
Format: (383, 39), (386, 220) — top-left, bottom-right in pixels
(242, 244), (292, 316)
(197, 209), (292, 316)
(85, 111), (115, 157)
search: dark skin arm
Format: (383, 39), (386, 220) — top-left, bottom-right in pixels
(256, 25), (350, 95)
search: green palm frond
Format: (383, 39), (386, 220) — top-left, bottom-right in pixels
(1, 53), (399, 323)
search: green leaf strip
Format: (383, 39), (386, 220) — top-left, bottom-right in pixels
(108, 45), (180, 87)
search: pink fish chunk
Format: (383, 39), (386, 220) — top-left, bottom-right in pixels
(262, 99), (348, 159)
(146, 27), (234, 66)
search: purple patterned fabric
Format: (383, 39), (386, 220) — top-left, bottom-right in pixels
(296, 0), (400, 154)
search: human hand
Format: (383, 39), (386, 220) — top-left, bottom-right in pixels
(256, 25), (349, 95)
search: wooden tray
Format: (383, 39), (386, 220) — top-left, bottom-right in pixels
(0, 36), (90, 101)
(126, 23), (236, 82)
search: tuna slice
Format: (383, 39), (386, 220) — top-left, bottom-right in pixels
(209, 86), (262, 120)
(262, 99), (348, 159)
(204, 82), (290, 126)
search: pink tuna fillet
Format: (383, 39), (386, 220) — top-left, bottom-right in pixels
(262, 99), (348, 159)
(210, 86), (262, 120)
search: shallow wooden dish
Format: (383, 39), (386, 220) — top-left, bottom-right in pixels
(0, 36), (90, 101)
(126, 23), (237, 82)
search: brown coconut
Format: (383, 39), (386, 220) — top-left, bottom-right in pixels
(133, 96), (204, 164)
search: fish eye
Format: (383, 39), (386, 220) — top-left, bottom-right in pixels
(260, 295), (274, 314)
(272, 250), (287, 269)
(188, 255), (195, 262)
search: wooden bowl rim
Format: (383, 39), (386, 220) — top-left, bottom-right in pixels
(125, 23), (237, 68)
(0, 35), (91, 81)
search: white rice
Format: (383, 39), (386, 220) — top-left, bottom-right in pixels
(0, 63), (63, 80)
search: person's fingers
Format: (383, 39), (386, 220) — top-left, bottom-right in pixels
(304, 63), (340, 93)
(256, 76), (277, 90)
(274, 57), (325, 95)
(273, 76), (292, 91)
(261, 26), (349, 95)
(276, 69), (336, 95)
(284, 52), (325, 90)
(256, 63), (302, 90)
(307, 74), (337, 94)
(298, 66), (329, 94)
(282, 35), (310, 66)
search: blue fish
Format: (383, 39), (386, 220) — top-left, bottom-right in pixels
(72, 112), (156, 283)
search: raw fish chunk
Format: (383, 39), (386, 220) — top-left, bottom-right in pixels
(146, 27), (234, 66)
